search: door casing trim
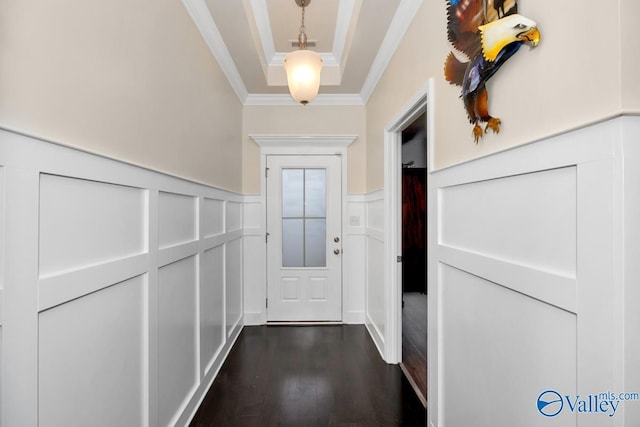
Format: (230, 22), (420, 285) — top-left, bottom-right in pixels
(383, 78), (434, 363)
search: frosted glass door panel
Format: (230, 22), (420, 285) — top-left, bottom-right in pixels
(305, 219), (326, 267)
(282, 169), (304, 217)
(282, 219), (304, 267)
(281, 168), (327, 268)
(305, 169), (326, 217)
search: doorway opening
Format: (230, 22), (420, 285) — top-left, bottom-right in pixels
(265, 155), (343, 322)
(399, 112), (427, 407)
(382, 79), (432, 410)
(251, 134), (356, 325)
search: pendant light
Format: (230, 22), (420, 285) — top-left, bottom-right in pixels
(284, 0), (322, 105)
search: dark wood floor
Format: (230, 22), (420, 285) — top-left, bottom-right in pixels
(190, 325), (427, 427)
(401, 292), (427, 406)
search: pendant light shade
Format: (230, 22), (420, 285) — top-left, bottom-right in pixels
(285, 0), (322, 105)
(284, 49), (322, 105)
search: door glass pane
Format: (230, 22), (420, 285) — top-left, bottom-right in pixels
(280, 167), (328, 268)
(305, 218), (326, 267)
(282, 219), (303, 267)
(282, 169), (304, 217)
(305, 169), (326, 217)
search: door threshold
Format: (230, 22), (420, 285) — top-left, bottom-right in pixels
(267, 321), (342, 326)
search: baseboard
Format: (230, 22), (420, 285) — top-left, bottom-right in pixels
(342, 311), (365, 324)
(179, 323), (244, 426)
(365, 314), (385, 361)
(243, 312), (266, 326)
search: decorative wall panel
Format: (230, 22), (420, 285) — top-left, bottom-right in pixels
(366, 236), (385, 339)
(39, 174), (145, 277)
(226, 201), (242, 232)
(158, 256), (198, 426)
(202, 198), (224, 238)
(200, 245), (225, 373)
(365, 190), (385, 353)
(0, 167), (4, 427)
(0, 326), (3, 426)
(440, 167), (577, 277)
(441, 266), (576, 425)
(344, 195), (366, 324)
(241, 195), (265, 325)
(226, 238), (242, 337)
(158, 191), (197, 249)
(38, 276), (145, 427)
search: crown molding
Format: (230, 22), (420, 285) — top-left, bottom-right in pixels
(359, 0), (424, 103)
(181, 0), (248, 103)
(332, 0), (361, 63)
(248, 0), (276, 62)
(244, 93), (364, 106)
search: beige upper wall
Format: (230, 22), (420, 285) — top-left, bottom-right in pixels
(621, 0), (640, 111)
(242, 105), (366, 195)
(0, 0), (243, 192)
(366, 0), (633, 191)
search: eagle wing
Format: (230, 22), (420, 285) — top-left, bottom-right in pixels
(446, 0), (519, 60)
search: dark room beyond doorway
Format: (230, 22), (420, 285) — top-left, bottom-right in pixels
(400, 111), (427, 407)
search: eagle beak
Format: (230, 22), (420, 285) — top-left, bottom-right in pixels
(520, 27), (540, 47)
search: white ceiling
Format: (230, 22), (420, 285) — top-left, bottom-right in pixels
(182, 0), (423, 105)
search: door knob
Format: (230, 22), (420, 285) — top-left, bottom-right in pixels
(333, 249), (340, 255)
(334, 237), (340, 243)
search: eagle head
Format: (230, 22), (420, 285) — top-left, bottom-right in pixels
(479, 14), (540, 62)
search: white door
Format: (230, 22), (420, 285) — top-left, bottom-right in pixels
(266, 155), (342, 322)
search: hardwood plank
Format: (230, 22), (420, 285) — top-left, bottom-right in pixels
(402, 292), (427, 406)
(190, 325), (426, 426)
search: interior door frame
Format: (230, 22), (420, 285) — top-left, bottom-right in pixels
(383, 78), (434, 363)
(250, 134), (357, 323)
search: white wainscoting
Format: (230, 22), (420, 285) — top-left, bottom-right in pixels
(0, 166), (3, 426)
(623, 117), (640, 425)
(242, 195), (266, 325)
(0, 128), (244, 427)
(344, 195), (366, 324)
(364, 189), (386, 357)
(428, 116), (640, 427)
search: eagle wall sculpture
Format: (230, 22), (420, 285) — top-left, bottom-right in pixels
(444, 0), (540, 143)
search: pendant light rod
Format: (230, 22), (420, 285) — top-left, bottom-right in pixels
(296, 0), (309, 49)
